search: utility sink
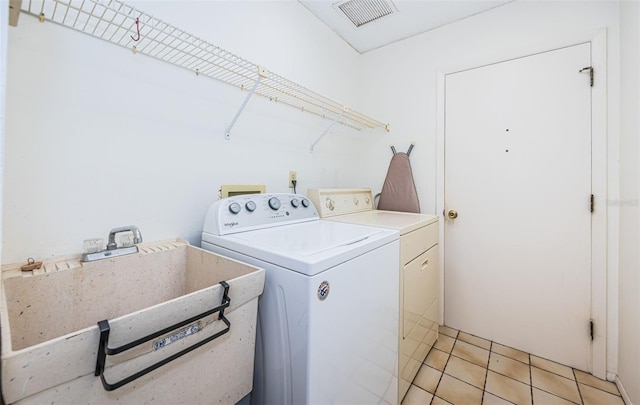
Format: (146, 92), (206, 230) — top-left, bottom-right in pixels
(0, 239), (265, 404)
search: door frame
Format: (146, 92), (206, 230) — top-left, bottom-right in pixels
(436, 29), (608, 379)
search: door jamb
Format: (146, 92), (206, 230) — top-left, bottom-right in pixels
(435, 29), (608, 379)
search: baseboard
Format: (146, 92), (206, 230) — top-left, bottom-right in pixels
(615, 376), (634, 405)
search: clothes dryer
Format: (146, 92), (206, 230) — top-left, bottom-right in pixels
(308, 188), (439, 402)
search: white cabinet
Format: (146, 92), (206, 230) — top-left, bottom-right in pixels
(399, 221), (439, 402)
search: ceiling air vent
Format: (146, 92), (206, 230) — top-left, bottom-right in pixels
(335, 0), (397, 28)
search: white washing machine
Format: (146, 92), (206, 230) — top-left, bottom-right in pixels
(201, 193), (400, 405)
(307, 189), (439, 403)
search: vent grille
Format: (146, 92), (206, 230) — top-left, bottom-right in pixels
(337, 0), (396, 27)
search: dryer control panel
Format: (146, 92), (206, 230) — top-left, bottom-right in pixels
(307, 188), (375, 218)
(203, 193), (318, 235)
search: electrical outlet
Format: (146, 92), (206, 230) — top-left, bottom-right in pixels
(289, 171), (297, 188)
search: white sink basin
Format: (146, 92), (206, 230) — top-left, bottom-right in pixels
(0, 239), (264, 404)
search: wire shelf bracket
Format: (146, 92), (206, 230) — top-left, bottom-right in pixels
(16, 0), (391, 144)
(310, 108), (346, 153)
(225, 66), (267, 140)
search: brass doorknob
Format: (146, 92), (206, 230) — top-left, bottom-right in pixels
(448, 210), (458, 219)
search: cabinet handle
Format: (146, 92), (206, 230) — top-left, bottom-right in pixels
(421, 258), (429, 270)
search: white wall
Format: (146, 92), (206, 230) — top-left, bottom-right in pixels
(618, 0), (640, 402)
(2, 1), (386, 263)
(4, 0), (635, 396)
(356, 0), (621, 377)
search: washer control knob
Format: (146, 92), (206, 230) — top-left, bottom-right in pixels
(325, 198), (335, 211)
(301, 198), (311, 208)
(268, 197), (281, 210)
(228, 202), (241, 214)
(245, 201), (257, 212)
(291, 198), (300, 208)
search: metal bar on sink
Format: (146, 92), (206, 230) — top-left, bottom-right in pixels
(94, 281), (231, 391)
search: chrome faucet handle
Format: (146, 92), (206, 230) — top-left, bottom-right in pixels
(106, 225), (143, 250)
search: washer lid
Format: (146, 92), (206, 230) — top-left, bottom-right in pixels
(202, 220), (398, 275)
(231, 220), (380, 256)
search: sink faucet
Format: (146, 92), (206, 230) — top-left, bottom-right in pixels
(106, 225), (143, 250)
(81, 225), (143, 262)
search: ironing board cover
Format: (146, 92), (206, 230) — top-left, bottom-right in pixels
(377, 152), (421, 213)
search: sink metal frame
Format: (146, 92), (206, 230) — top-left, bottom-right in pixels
(94, 281), (231, 391)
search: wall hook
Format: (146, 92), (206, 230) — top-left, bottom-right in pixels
(406, 142), (415, 157)
(130, 17), (141, 41)
(389, 143), (415, 157)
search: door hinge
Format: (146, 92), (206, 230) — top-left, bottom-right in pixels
(590, 320), (594, 341)
(579, 66), (594, 87)
(590, 194), (594, 213)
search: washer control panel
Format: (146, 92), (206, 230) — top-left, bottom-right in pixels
(204, 193), (318, 235)
(307, 188), (375, 218)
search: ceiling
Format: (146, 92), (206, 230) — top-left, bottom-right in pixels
(299, 0), (513, 53)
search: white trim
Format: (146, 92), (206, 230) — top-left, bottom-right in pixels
(436, 72), (446, 325)
(436, 28), (608, 379)
(616, 376), (634, 405)
(1, 0), (8, 281)
(589, 28), (608, 382)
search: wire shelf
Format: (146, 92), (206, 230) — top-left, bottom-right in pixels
(18, 0), (391, 136)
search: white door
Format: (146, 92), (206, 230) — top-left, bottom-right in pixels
(444, 43), (592, 371)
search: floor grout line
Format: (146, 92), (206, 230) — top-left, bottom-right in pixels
(404, 326), (622, 405)
(574, 367), (584, 405)
(481, 340), (491, 404)
(430, 334), (456, 404)
(529, 352), (534, 405)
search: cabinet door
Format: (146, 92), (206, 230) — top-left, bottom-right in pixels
(400, 245), (439, 402)
(403, 247), (438, 340)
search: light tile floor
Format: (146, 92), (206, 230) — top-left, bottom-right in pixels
(402, 325), (625, 405)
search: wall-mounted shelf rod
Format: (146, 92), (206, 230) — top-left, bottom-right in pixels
(17, 0), (391, 138)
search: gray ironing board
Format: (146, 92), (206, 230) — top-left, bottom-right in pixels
(377, 144), (421, 213)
